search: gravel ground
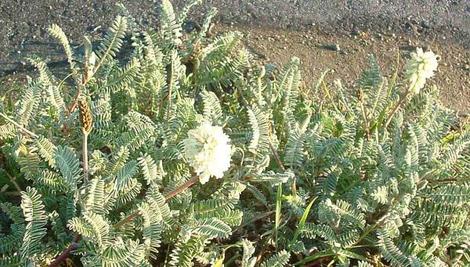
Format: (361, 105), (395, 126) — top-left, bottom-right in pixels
(203, 0), (469, 37)
(0, 0), (468, 110)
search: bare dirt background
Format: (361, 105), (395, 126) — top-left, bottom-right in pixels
(0, 0), (468, 112)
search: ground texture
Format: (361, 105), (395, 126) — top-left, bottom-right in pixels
(0, 0), (468, 111)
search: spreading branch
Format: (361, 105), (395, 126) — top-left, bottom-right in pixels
(114, 175), (199, 229)
(49, 235), (81, 267)
(268, 139), (297, 195)
(0, 112), (38, 138)
(49, 175), (200, 266)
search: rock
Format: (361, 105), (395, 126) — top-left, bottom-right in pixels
(320, 43), (340, 52)
(182, 21), (201, 33)
(420, 19), (431, 29)
(405, 21), (418, 34)
(351, 29), (361, 36)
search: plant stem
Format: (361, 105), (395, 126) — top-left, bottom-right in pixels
(66, 87), (81, 115)
(274, 184), (282, 248)
(268, 139), (297, 195)
(113, 212), (139, 229)
(48, 235), (81, 267)
(82, 130), (89, 182)
(224, 252), (240, 266)
(0, 112), (38, 138)
(384, 74), (418, 130)
(50, 175), (200, 265)
(294, 250), (335, 266)
(233, 211), (275, 233)
(165, 61), (174, 120)
(5, 171), (22, 193)
(383, 92), (408, 129)
(2, 191), (22, 196)
(114, 175), (199, 229)
(358, 91), (370, 138)
(428, 178), (457, 185)
(164, 175), (199, 201)
(322, 80), (340, 113)
(268, 140), (285, 172)
(353, 213), (389, 247)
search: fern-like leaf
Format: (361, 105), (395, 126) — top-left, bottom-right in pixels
(259, 250), (290, 267)
(84, 178), (107, 215)
(16, 80), (41, 127)
(20, 187), (47, 260)
(48, 24), (78, 80)
(114, 160), (138, 192)
(159, 0), (182, 47)
(68, 213), (110, 248)
(0, 203), (25, 255)
(201, 90), (223, 125)
(194, 218), (232, 239)
(240, 239), (257, 267)
(378, 230), (414, 267)
(54, 146), (81, 189)
(34, 136), (57, 167)
(95, 16), (128, 73)
(138, 154), (165, 185)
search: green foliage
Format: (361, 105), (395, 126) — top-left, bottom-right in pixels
(259, 250), (290, 267)
(20, 187), (47, 262)
(95, 15), (128, 72)
(54, 146), (81, 190)
(0, 0), (468, 266)
(0, 203), (25, 255)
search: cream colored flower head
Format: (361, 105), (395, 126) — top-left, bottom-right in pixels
(405, 48), (438, 95)
(183, 122), (231, 184)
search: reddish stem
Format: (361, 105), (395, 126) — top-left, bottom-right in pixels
(49, 175), (199, 266)
(164, 175), (199, 201)
(49, 235), (81, 267)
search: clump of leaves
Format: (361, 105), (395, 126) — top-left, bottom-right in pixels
(0, 0), (468, 266)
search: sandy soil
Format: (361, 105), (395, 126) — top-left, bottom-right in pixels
(225, 25), (470, 112)
(0, 0), (468, 111)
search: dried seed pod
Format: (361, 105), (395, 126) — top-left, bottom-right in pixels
(78, 98), (93, 133)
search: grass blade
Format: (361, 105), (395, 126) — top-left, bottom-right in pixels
(290, 197), (317, 247)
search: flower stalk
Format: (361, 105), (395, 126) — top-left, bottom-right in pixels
(78, 98), (93, 182)
(384, 48), (438, 129)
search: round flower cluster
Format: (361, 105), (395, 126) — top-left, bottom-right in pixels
(405, 48), (438, 95)
(183, 122), (232, 184)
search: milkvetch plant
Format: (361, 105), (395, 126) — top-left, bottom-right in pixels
(0, 0), (468, 266)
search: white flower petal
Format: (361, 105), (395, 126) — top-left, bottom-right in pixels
(183, 122), (232, 184)
(405, 48), (438, 95)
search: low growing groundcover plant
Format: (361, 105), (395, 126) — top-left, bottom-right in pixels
(0, 0), (469, 266)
